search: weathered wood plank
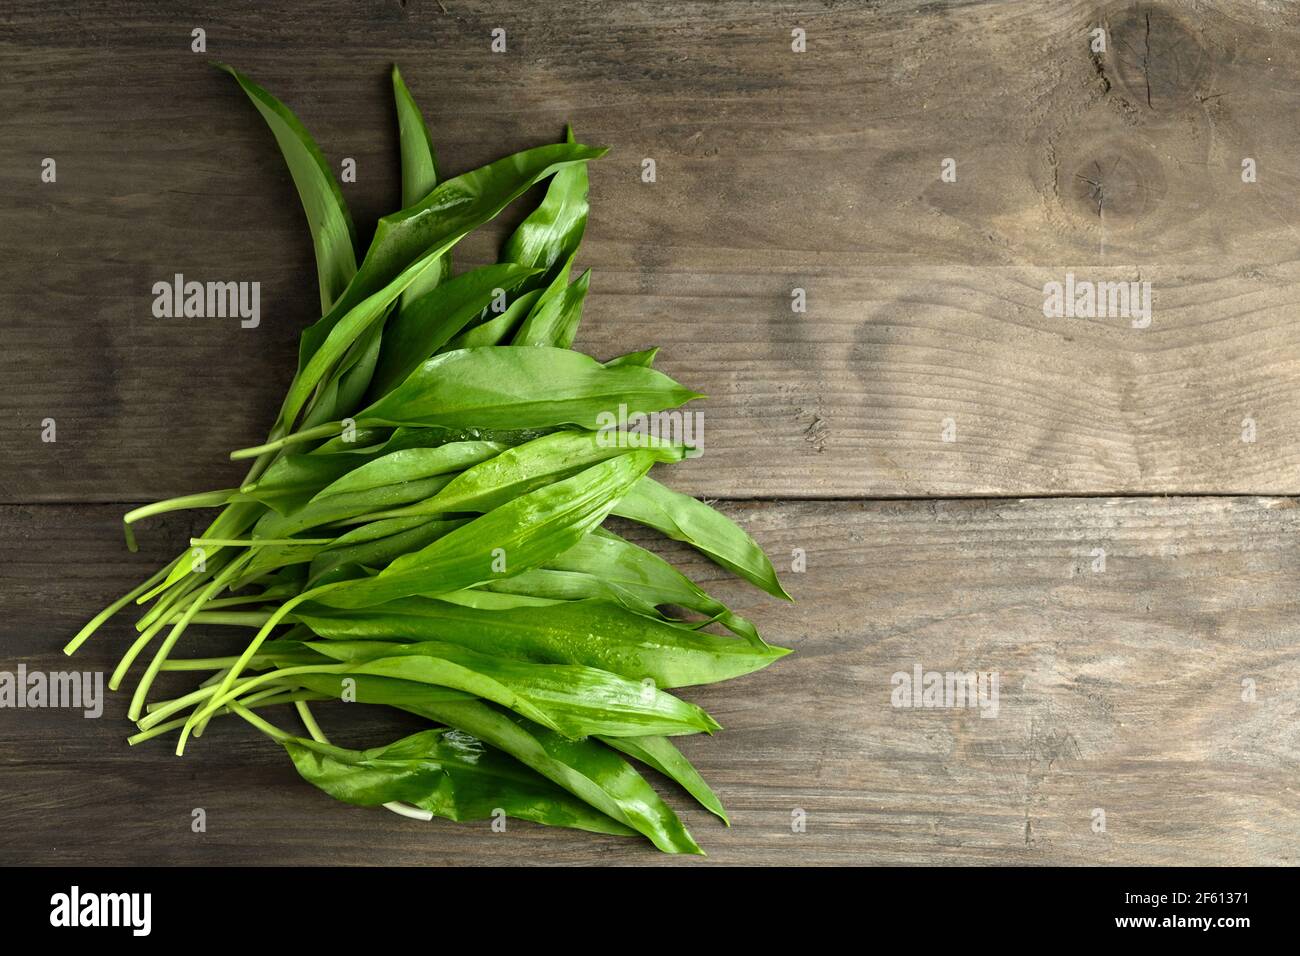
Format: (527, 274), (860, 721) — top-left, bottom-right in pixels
(4, 1), (1300, 500)
(2, 498), (1295, 865)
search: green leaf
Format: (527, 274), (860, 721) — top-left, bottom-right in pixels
(239, 453), (360, 516)
(598, 734), (729, 824)
(278, 242), (452, 437)
(369, 263), (539, 398)
(481, 567), (666, 615)
(359, 346), (702, 432)
(295, 596), (788, 688)
(281, 670), (472, 707)
(444, 289), (542, 351)
(311, 441), (504, 501)
(284, 728), (634, 836)
(312, 451), (659, 609)
(304, 639), (721, 738)
(391, 65), (439, 210)
(364, 429), (684, 523)
(298, 141), (605, 376)
(546, 529), (762, 644)
(242, 427), (488, 516)
(244, 430), (501, 517)
(327, 320), (386, 420)
(512, 268), (591, 348)
(615, 478), (793, 601)
(309, 424), (537, 457)
(221, 65), (357, 312)
(290, 681), (701, 853)
(306, 517), (469, 587)
(604, 347), (659, 369)
(434, 588), (561, 609)
(502, 125), (589, 295)
(253, 472), (458, 541)
(391, 64), (451, 311)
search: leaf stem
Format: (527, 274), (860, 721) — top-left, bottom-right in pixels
(129, 553), (253, 720)
(62, 559), (178, 656)
(159, 653), (276, 671)
(181, 663), (350, 752)
(229, 423), (344, 460)
(167, 611), (277, 627)
(109, 617), (171, 692)
(228, 701), (293, 742)
(129, 687), (321, 745)
(295, 699), (327, 742)
(190, 537), (334, 548)
(123, 489), (238, 530)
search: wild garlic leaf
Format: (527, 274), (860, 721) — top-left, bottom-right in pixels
(481, 567), (668, 617)
(369, 429), (684, 521)
(391, 67), (441, 215)
(280, 669), (472, 706)
(284, 728), (635, 835)
(311, 441), (504, 501)
(296, 596), (788, 687)
(603, 346), (659, 369)
(542, 528), (762, 644)
(278, 241), (452, 435)
(290, 684), (702, 853)
(433, 589), (561, 610)
(501, 125), (589, 296)
(369, 263), (539, 398)
(246, 434), (501, 515)
(389, 64), (450, 317)
(297, 141), (605, 374)
(598, 734), (729, 824)
(309, 424), (536, 456)
(304, 639), (721, 739)
(615, 477), (793, 601)
(512, 268), (591, 349)
(306, 518), (470, 587)
(238, 454), (360, 516)
(221, 66), (357, 312)
(325, 320), (386, 422)
(359, 346), (702, 431)
(312, 451), (659, 609)
(443, 289), (542, 351)
(254, 472), (458, 540)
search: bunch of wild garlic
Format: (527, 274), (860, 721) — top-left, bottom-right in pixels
(65, 65), (790, 853)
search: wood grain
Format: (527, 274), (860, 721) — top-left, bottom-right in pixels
(2, 0), (1297, 869)
(4, 0), (1300, 500)
(2, 498), (1295, 865)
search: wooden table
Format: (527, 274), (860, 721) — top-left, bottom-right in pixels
(1, 0), (1296, 865)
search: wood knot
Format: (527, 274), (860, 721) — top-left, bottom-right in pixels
(1066, 145), (1166, 227)
(1102, 4), (1213, 111)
